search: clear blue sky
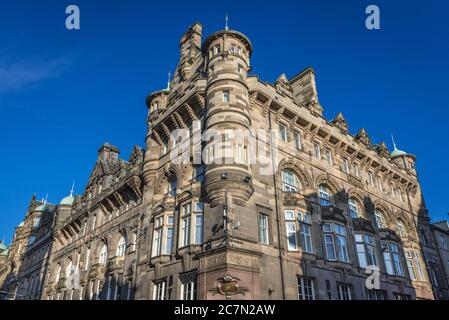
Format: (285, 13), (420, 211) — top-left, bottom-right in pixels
(1, 0), (448, 244)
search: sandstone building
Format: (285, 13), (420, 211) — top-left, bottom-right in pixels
(1, 22), (448, 300)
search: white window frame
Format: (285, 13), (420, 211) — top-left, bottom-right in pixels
(258, 214), (269, 245)
(223, 90), (230, 103)
(297, 276), (315, 300)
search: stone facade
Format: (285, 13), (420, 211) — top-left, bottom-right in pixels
(1, 22), (448, 300)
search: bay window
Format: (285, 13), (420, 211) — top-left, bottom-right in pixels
(381, 242), (404, 276)
(285, 210), (298, 251)
(179, 201), (204, 248)
(355, 233), (378, 268)
(152, 216), (163, 257)
(323, 223), (349, 262)
(405, 250), (425, 281)
(298, 211), (313, 253)
(165, 216), (174, 254)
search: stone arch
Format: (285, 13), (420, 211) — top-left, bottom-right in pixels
(347, 188), (367, 216)
(315, 173), (344, 201)
(373, 200), (394, 227)
(278, 158), (313, 190)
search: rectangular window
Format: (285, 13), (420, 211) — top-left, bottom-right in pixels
(366, 289), (385, 300)
(326, 149), (333, 166)
(343, 158), (349, 174)
(223, 91), (230, 103)
(377, 177), (383, 191)
(337, 284), (352, 300)
(393, 292), (411, 300)
(323, 223), (348, 262)
(298, 212), (312, 253)
(355, 234), (378, 268)
(152, 228), (162, 257)
(279, 124), (287, 141)
(194, 214), (203, 244)
(165, 216), (174, 254)
(258, 214), (269, 245)
(352, 163), (360, 177)
(368, 172), (374, 187)
(180, 217), (190, 247)
(285, 213), (298, 251)
(294, 132), (302, 150)
(406, 257), (416, 280)
(153, 280), (166, 300)
(297, 277), (315, 300)
(382, 242), (404, 276)
(313, 142), (321, 159)
(181, 281), (197, 300)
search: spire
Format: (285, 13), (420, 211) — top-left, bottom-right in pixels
(225, 13), (229, 31)
(166, 70), (171, 90)
(44, 193), (48, 205)
(391, 134), (397, 150)
(70, 181), (75, 197)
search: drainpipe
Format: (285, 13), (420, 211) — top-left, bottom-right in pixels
(268, 109), (286, 300)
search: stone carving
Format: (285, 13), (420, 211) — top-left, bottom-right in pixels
(332, 112), (348, 133)
(355, 128), (371, 146)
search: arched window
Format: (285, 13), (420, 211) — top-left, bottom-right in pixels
(65, 259), (73, 278)
(99, 243), (108, 264)
(55, 264), (61, 283)
(396, 220), (407, 237)
(282, 170), (301, 193)
(348, 198), (360, 218)
(319, 184), (333, 206)
(374, 209), (387, 229)
(168, 176), (177, 197)
(116, 236), (127, 257)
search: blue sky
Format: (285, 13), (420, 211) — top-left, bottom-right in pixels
(1, 0), (448, 243)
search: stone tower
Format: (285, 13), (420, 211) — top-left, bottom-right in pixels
(199, 28), (259, 299)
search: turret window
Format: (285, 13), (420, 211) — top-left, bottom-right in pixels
(223, 91), (230, 103)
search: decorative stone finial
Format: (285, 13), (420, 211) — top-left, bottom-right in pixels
(377, 141), (390, 158)
(275, 73), (293, 98)
(355, 128), (371, 146)
(332, 112), (348, 133)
